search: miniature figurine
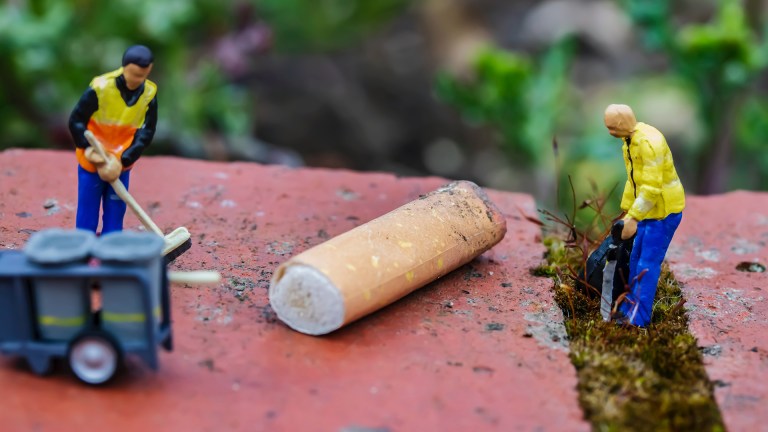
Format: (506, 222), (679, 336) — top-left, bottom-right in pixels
(69, 45), (157, 234)
(603, 104), (686, 326)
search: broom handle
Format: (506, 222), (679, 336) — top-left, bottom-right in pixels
(83, 131), (164, 237)
(168, 270), (221, 285)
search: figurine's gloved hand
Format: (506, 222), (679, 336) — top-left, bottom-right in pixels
(621, 216), (638, 240)
(85, 147), (122, 182)
(97, 154), (123, 183)
(84, 146), (106, 165)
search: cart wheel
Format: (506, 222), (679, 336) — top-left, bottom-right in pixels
(67, 331), (121, 386)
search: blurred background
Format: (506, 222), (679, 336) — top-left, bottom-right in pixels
(1, 0), (767, 216)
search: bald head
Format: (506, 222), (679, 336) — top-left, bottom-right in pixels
(604, 104), (637, 138)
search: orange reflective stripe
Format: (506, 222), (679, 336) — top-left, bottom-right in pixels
(77, 121), (138, 172)
(88, 120), (137, 153)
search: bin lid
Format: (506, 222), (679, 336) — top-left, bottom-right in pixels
(24, 229), (96, 265)
(92, 231), (164, 263)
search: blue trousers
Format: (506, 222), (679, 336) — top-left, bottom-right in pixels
(76, 165), (131, 234)
(619, 212), (683, 326)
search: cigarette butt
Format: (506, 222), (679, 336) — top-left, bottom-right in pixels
(269, 180), (507, 335)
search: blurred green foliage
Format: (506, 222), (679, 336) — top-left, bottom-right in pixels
(625, 0), (768, 192)
(736, 98), (768, 186)
(437, 0), (768, 206)
(0, 0), (408, 158)
(0, 0), (241, 155)
(434, 38), (600, 223)
(435, 38), (575, 167)
(2, 0), (766, 193)
(259, 0), (410, 52)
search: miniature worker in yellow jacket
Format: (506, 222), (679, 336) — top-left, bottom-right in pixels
(69, 45), (157, 234)
(604, 104), (685, 326)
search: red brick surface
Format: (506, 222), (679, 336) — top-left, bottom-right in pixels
(668, 191), (768, 432)
(0, 150), (588, 432)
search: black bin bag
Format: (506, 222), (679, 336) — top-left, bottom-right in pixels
(579, 221), (634, 321)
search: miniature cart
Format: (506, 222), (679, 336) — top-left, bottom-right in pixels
(0, 229), (173, 385)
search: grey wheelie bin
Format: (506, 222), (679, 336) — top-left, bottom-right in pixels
(0, 229), (173, 385)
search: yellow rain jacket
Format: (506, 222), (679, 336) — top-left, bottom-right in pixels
(621, 122), (686, 221)
(75, 68), (157, 172)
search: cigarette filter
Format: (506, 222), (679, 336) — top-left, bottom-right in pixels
(269, 180), (507, 335)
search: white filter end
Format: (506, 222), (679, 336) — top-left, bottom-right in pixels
(269, 264), (345, 335)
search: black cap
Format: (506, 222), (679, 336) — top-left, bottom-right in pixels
(122, 45), (154, 68)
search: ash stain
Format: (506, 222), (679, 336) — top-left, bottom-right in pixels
(696, 248), (720, 262)
(336, 188), (360, 201)
(232, 263), (274, 290)
(340, 427), (390, 432)
(236, 217), (259, 232)
(523, 308), (569, 351)
(486, 209), (495, 223)
(463, 266), (483, 281)
(229, 276), (256, 302)
(15, 212), (31, 218)
(259, 305), (279, 324)
(267, 241), (295, 256)
(195, 305), (233, 325)
(671, 263), (718, 279)
(198, 358), (215, 371)
(485, 322), (505, 331)
(720, 289), (762, 318)
(43, 198), (60, 216)
(731, 238), (764, 255)
(700, 345), (722, 357)
(474, 406), (499, 425)
(256, 268), (274, 288)
(472, 365), (494, 374)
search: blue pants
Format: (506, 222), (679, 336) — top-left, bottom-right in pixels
(619, 212), (683, 326)
(76, 165), (131, 234)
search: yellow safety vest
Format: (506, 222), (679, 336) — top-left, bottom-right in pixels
(76, 68), (157, 172)
(621, 122), (686, 220)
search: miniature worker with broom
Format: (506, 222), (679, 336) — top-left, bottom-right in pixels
(69, 45), (157, 234)
(603, 104), (685, 326)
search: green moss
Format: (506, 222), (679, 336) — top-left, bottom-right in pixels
(545, 237), (725, 431)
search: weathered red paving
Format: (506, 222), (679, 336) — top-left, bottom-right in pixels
(667, 191), (768, 432)
(0, 149), (588, 432)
